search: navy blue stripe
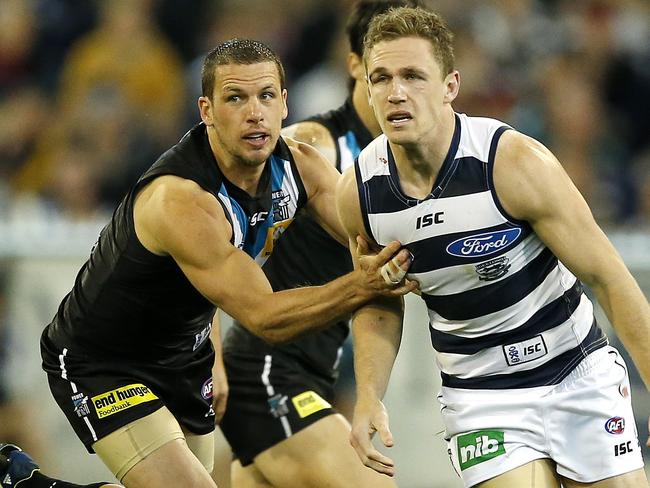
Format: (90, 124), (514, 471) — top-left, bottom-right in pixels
(423, 247), (557, 320)
(486, 126), (528, 226)
(430, 280), (583, 354)
(355, 160), (376, 243)
(438, 157), (489, 198)
(407, 223), (532, 272)
(440, 320), (607, 389)
(385, 114), (462, 206)
(362, 156), (490, 214)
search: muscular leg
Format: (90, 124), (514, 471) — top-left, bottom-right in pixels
(561, 469), (649, 488)
(248, 414), (396, 488)
(121, 438), (216, 488)
(231, 460), (274, 488)
(94, 407), (216, 488)
(476, 459), (561, 488)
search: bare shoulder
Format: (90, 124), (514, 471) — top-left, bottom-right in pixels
(495, 129), (559, 177)
(494, 129), (576, 222)
(141, 176), (221, 220)
(283, 121), (337, 165)
(284, 135), (339, 177)
(135, 175), (229, 254)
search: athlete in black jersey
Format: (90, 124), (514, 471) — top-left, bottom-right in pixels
(31, 39), (416, 488)
(218, 3), (422, 488)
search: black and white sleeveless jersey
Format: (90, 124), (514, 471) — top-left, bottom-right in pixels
(355, 113), (607, 390)
(42, 123), (307, 363)
(223, 98), (374, 378)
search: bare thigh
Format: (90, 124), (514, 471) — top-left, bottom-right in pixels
(251, 414), (397, 488)
(476, 459), (561, 488)
(561, 469), (649, 488)
(93, 407), (216, 488)
(121, 438), (217, 488)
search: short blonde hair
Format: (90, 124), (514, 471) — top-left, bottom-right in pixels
(364, 6), (455, 77)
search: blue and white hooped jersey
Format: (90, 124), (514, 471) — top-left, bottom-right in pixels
(217, 142), (306, 266)
(355, 113), (607, 390)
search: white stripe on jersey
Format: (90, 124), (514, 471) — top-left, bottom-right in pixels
(338, 134), (356, 172)
(427, 267), (577, 337)
(277, 159), (302, 218)
(368, 191), (507, 245)
(435, 295), (594, 378)
(218, 193), (244, 249)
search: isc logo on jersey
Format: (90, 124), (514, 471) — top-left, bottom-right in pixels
(457, 430), (505, 471)
(447, 228), (521, 258)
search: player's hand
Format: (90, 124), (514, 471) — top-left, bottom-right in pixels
(356, 237), (418, 296)
(350, 398), (395, 477)
(212, 355), (229, 424)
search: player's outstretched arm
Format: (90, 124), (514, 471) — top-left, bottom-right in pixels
(336, 167), (405, 477)
(494, 130), (650, 445)
(134, 175), (414, 344)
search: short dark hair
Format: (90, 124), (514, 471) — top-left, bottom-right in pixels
(201, 38), (286, 99)
(364, 7), (455, 77)
(346, 0), (425, 57)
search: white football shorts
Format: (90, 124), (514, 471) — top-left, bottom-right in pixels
(438, 346), (644, 487)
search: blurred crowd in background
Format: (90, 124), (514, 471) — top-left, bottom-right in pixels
(0, 0), (649, 225)
(0, 0), (649, 477)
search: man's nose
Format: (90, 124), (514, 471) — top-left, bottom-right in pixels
(388, 80), (406, 103)
(246, 98), (263, 123)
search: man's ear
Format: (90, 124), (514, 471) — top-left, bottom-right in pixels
(443, 70), (460, 104)
(281, 88), (288, 120)
(347, 52), (365, 82)
(198, 96), (213, 126)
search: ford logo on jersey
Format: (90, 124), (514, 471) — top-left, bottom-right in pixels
(446, 228), (522, 258)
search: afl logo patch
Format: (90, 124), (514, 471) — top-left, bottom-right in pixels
(605, 416), (625, 434)
(201, 378), (213, 400)
(446, 228), (522, 258)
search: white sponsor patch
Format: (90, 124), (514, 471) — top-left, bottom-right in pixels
(502, 335), (547, 366)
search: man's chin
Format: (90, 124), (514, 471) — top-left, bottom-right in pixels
(239, 150), (273, 167)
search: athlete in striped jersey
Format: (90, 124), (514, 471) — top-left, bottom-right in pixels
(218, 3), (421, 487)
(337, 7), (650, 488)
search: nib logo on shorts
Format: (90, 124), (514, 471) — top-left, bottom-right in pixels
(457, 430), (505, 471)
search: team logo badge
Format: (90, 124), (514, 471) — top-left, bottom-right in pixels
(71, 392), (90, 417)
(272, 190), (291, 221)
(268, 393), (289, 418)
(475, 257), (511, 281)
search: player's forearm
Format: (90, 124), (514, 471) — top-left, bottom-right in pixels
(591, 271), (650, 389)
(352, 299), (404, 402)
(243, 269), (376, 344)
